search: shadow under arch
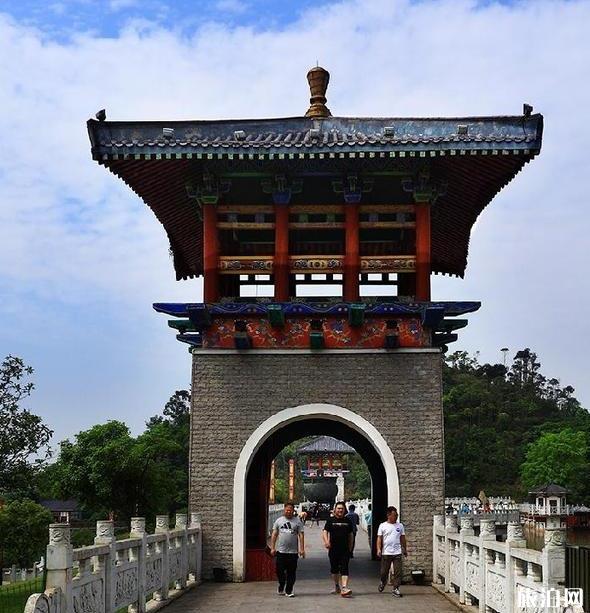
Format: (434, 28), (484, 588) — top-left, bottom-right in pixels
(232, 403), (400, 581)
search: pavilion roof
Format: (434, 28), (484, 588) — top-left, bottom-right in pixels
(529, 483), (568, 496)
(296, 436), (356, 455)
(87, 112), (543, 280)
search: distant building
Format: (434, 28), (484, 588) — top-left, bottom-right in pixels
(40, 499), (82, 523)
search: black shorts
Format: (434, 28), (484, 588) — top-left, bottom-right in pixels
(329, 549), (350, 575)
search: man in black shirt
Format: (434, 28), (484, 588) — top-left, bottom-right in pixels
(322, 501), (354, 597)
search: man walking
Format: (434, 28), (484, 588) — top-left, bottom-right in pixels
(322, 501), (354, 597)
(376, 506), (407, 597)
(345, 504), (360, 558)
(270, 501), (305, 597)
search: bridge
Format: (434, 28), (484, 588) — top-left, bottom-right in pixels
(163, 524), (455, 613)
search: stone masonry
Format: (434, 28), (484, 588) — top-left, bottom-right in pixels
(189, 350), (444, 581)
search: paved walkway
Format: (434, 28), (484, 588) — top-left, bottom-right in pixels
(166, 525), (458, 612)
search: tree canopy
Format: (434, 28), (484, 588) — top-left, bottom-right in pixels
(0, 356), (52, 496)
(0, 499), (53, 566)
(444, 349), (590, 502)
(43, 391), (190, 520)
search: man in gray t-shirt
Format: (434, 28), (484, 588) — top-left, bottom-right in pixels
(270, 502), (305, 596)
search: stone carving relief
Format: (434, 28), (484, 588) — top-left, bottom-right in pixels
(465, 562), (479, 597)
(460, 516), (474, 532)
(145, 558), (163, 593)
(169, 551), (182, 581)
(73, 580), (104, 613)
(49, 526), (71, 546)
(480, 520), (496, 538)
(516, 584), (544, 613)
(445, 515), (458, 531)
(507, 521), (525, 541)
(96, 522), (114, 540)
(130, 518), (146, 535)
(155, 516), (169, 531)
(486, 570), (506, 612)
(436, 554), (445, 579)
(450, 554), (461, 584)
(114, 568), (138, 608)
(25, 594), (50, 613)
(544, 528), (566, 547)
(175, 514), (188, 529)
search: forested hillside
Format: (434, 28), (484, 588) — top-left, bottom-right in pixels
(444, 349), (590, 502)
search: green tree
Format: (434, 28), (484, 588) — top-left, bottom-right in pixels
(0, 356), (52, 495)
(520, 429), (589, 501)
(47, 392), (191, 520)
(0, 499), (53, 566)
(443, 349), (590, 501)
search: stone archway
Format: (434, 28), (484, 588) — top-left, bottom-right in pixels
(232, 403), (400, 581)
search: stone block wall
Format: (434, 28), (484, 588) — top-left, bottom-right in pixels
(189, 350), (444, 581)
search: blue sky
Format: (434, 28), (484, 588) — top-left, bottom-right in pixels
(1, 0), (589, 449)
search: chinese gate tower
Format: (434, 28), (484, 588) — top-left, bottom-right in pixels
(88, 68), (543, 581)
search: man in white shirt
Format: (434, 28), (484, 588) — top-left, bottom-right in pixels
(376, 506), (407, 597)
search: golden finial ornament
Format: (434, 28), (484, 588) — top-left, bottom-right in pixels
(305, 66), (331, 118)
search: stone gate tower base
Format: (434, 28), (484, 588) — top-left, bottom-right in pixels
(189, 349), (444, 582)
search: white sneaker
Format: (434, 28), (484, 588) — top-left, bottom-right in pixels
(277, 587), (285, 595)
(285, 592), (295, 598)
(330, 585), (341, 594)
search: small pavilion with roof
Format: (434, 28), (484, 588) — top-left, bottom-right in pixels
(297, 435), (355, 503)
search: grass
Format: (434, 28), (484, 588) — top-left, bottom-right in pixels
(0, 577), (43, 613)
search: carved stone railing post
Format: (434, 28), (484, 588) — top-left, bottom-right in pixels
(175, 514), (188, 590)
(478, 519), (496, 613)
(95, 520), (116, 613)
(154, 516), (169, 602)
(444, 515), (458, 593)
(459, 515), (474, 604)
(542, 516), (566, 592)
(190, 513), (202, 582)
(505, 521), (526, 611)
(46, 524), (73, 613)
(433, 515), (444, 585)
(129, 518), (147, 613)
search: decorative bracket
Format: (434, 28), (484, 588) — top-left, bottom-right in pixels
(186, 171), (231, 212)
(332, 174), (374, 204)
(401, 168), (447, 204)
(261, 174), (303, 205)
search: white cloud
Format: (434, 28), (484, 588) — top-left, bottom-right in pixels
(0, 0), (589, 442)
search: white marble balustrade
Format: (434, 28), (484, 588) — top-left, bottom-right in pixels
(432, 515), (579, 613)
(23, 514), (202, 613)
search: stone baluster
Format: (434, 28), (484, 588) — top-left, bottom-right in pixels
(45, 524), (73, 613)
(432, 515), (444, 585)
(505, 520), (526, 611)
(542, 516), (566, 592)
(190, 513), (202, 582)
(175, 514), (188, 590)
(129, 518), (147, 613)
(478, 519), (495, 613)
(95, 520), (116, 613)
(154, 516), (170, 602)
(459, 515), (474, 604)
(444, 515), (458, 593)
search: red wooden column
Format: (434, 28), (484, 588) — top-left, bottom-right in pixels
(274, 204), (290, 301)
(415, 202), (431, 301)
(343, 203), (360, 301)
(203, 203), (220, 303)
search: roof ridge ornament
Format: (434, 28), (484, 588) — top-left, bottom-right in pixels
(305, 66), (331, 119)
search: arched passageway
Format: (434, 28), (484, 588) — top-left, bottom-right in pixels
(232, 404), (400, 581)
